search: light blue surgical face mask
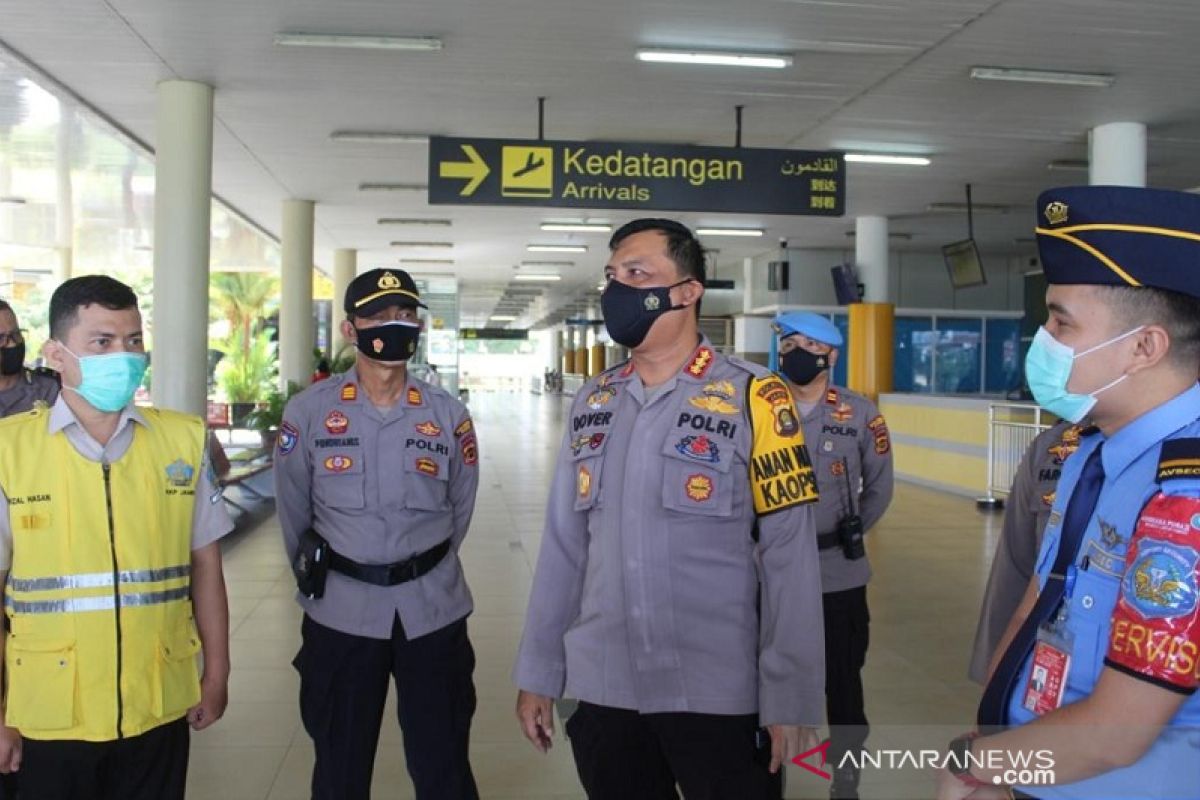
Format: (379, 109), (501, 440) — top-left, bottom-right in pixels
(1024, 325), (1142, 423)
(60, 345), (148, 413)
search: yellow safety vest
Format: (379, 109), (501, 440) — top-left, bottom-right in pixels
(0, 406), (205, 742)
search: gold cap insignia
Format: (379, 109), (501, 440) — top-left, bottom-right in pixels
(378, 271), (402, 290)
(1044, 201), (1069, 226)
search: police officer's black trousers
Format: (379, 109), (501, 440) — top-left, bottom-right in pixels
(294, 614), (479, 800)
(823, 586), (870, 769)
(566, 701), (782, 800)
(13, 717), (189, 800)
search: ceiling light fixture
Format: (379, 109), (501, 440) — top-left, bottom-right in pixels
(695, 227), (764, 237)
(0, 196), (27, 205)
(843, 230), (913, 240)
(926, 202), (1012, 214)
(636, 49), (792, 69)
(400, 258), (454, 265)
(1046, 159), (1089, 172)
(378, 218), (451, 226)
(521, 260), (575, 267)
(540, 222), (612, 233)
(969, 66), (1115, 88)
(845, 153), (931, 166)
(513, 274), (562, 282)
(489, 315), (518, 321)
(330, 131), (429, 144)
(527, 244), (588, 253)
(360, 182), (427, 192)
(275, 32), (444, 51)
(390, 241), (453, 248)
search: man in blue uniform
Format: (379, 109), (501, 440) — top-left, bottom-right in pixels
(939, 186), (1200, 799)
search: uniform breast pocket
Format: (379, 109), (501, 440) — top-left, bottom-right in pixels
(402, 452), (450, 511)
(314, 452), (365, 509)
(660, 433), (735, 518)
(1068, 568), (1122, 691)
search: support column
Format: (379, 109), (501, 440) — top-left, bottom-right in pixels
(332, 248), (356, 356)
(151, 80), (213, 416)
(551, 329), (563, 373)
(848, 303), (895, 403)
(1089, 122), (1146, 187)
(55, 104), (74, 285)
(855, 215), (889, 303)
(564, 326), (577, 374)
(280, 199), (315, 391)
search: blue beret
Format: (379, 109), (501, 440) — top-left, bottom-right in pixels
(1036, 185), (1200, 299)
(772, 312), (843, 347)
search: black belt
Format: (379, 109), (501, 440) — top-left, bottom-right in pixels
(817, 531), (841, 550)
(328, 539), (451, 587)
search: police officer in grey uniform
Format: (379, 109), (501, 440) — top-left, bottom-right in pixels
(0, 299), (58, 416)
(773, 311), (894, 800)
(968, 421), (1082, 684)
(275, 268), (480, 800)
(516, 219), (825, 800)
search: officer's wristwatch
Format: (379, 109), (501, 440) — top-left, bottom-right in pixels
(947, 732), (985, 788)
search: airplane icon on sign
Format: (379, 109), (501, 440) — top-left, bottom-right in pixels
(512, 151), (545, 178)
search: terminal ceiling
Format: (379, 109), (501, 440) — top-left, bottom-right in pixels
(4, 0), (1200, 326)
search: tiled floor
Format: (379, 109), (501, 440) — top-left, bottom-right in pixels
(190, 390), (1006, 799)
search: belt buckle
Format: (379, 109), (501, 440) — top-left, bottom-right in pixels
(389, 558), (419, 585)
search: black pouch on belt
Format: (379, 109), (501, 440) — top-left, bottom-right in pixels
(293, 528), (330, 599)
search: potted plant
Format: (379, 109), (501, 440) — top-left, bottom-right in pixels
(245, 381), (303, 452)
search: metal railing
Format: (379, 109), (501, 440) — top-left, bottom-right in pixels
(979, 402), (1049, 508)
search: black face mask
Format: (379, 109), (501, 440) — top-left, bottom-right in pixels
(781, 347), (829, 386)
(601, 278), (692, 349)
(354, 321), (420, 362)
(0, 344), (24, 376)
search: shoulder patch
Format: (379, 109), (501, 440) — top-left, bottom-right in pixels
(747, 375), (818, 515)
(1158, 438), (1200, 483)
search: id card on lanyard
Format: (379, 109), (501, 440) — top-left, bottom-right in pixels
(1021, 566), (1078, 716)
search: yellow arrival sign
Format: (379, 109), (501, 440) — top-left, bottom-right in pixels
(438, 144), (490, 196)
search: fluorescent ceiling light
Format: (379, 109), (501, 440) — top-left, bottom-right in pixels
(331, 131), (429, 144)
(275, 32), (443, 51)
(926, 202), (1012, 214)
(636, 49), (792, 69)
(845, 153), (931, 166)
(489, 315), (518, 321)
(969, 66), (1114, 88)
(400, 258), (454, 265)
(527, 244), (588, 253)
(695, 227), (764, 237)
(0, 196), (27, 205)
(513, 274), (562, 282)
(390, 241), (453, 248)
(522, 260), (575, 267)
(1046, 159), (1089, 172)
(844, 230), (913, 240)
(359, 182), (427, 192)
(540, 222), (612, 233)
(378, 218), (451, 226)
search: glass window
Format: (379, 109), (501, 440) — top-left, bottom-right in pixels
(894, 316), (934, 393)
(934, 318), (982, 394)
(985, 318), (1022, 395)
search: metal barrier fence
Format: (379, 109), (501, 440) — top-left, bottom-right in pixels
(979, 403), (1050, 509)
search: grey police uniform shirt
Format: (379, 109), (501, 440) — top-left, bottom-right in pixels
(968, 420), (1081, 683)
(274, 367), (479, 641)
(0, 395), (235, 571)
(513, 341), (826, 727)
(0, 370), (59, 417)
(802, 385), (894, 594)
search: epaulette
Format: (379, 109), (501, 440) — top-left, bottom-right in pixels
(1157, 438), (1200, 483)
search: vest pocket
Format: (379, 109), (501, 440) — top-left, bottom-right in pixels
(402, 455), (450, 511)
(154, 624), (202, 719)
(6, 638), (76, 730)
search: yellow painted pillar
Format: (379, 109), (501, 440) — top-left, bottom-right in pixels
(590, 344), (605, 375)
(575, 348), (589, 377)
(564, 349), (576, 374)
(848, 303), (894, 402)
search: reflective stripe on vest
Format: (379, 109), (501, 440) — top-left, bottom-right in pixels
(6, 585), (191, 615)
(6, 564), (191, 593)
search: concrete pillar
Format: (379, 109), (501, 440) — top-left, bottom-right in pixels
(855, 215), (889, 303)
(332, 248), (356, 356)
(551, 329), (563, 372)
(280, 199), (315, 390)
(151, 80), (213, 416)
(564, 326), (577, 373)
(1089, 122), (1146, 187)
(55, 104), (74, 285)
(742, 257), (756, 314)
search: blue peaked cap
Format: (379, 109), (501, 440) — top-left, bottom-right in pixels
(772, 312), (843, 347)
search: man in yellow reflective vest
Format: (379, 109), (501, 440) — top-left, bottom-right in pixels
(0, 276), (233, 800)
